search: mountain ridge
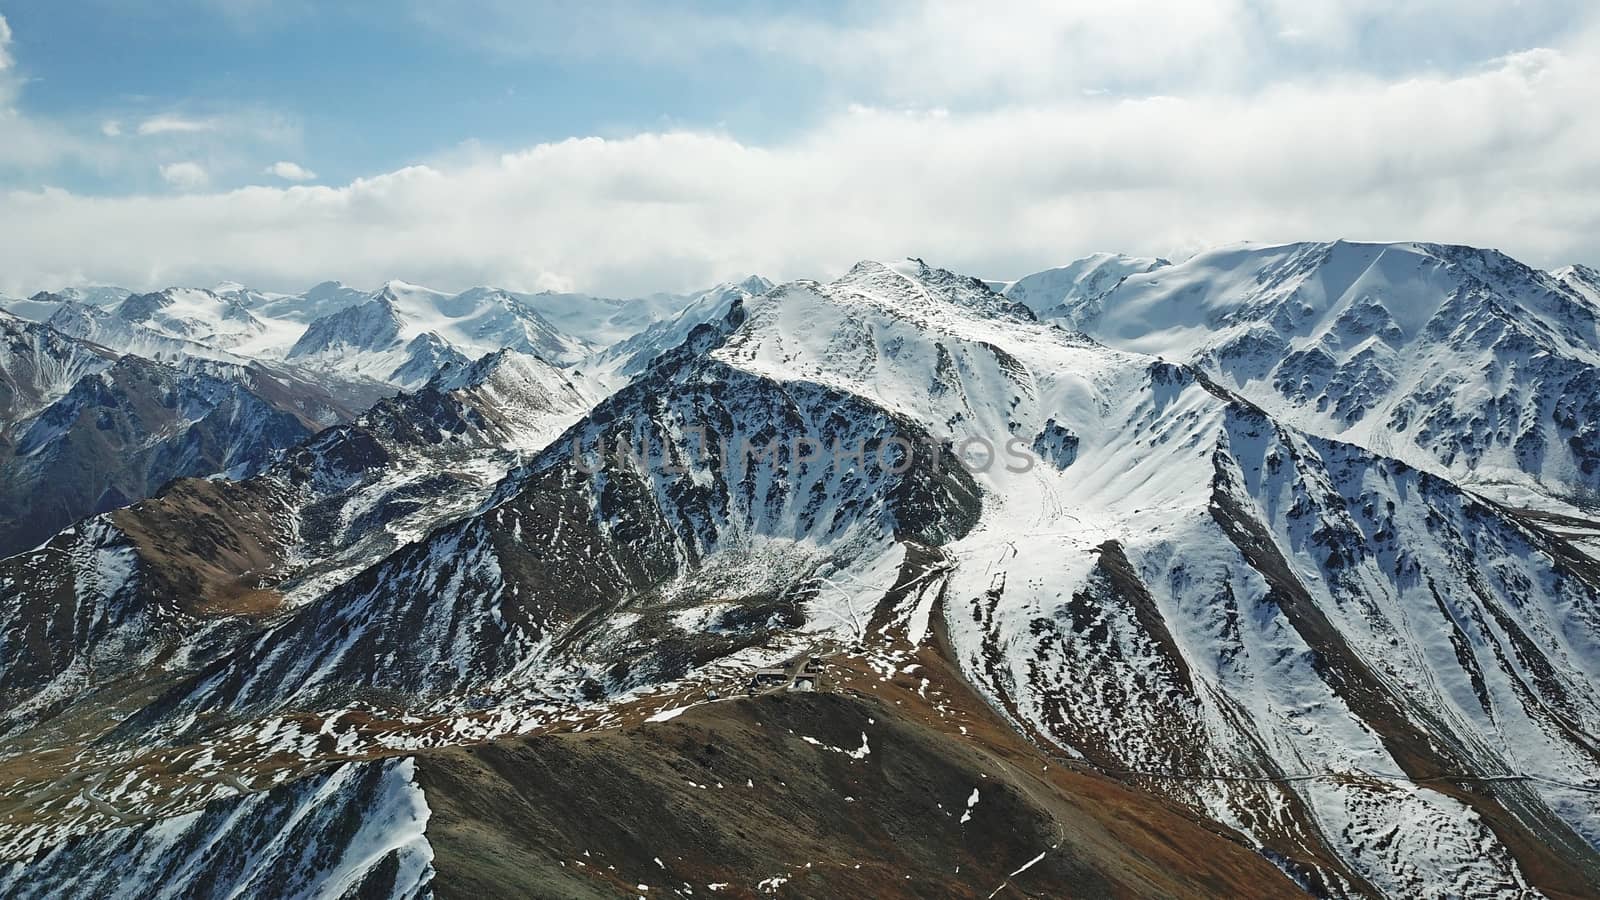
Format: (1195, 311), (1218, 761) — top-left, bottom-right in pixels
(2, 244), (1599, 897)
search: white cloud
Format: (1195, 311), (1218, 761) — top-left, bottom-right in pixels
(414, 1), (1596, 101)
(2, 4), (1598, 296)
(101, 120), (123, 137)
(137, 115), (218, 136)
(3, 39), (1597, 298)
(0, 13), (13, 72)
(158, 161), (210, 191)
(0, 14), (18, 108)
(264, 160), (316, 181)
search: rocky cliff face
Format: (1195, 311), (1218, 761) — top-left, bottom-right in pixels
(1025, 241), (1600, 509)
(0, 350), (327, 557)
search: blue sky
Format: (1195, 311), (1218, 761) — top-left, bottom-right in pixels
(1, 2), (1597, 295)
(2, 1), (838, 192)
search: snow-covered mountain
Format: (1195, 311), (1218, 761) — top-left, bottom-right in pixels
(0, 309), (362, 557)
(3, 248), (1600, 898)
(514, 287), (703, 347)
(41, 297), (242, 363)
(1557, 264), (1600, 304)
(49, 285), (132, 306)
(686, 258), (1600, 895)
(113, 287), (286, 351)
(372, 281), (593, 363)
(575, 275), (772, 390)
(0, 347), (593, 726)
(0, 274), (729, 562)
(0, 311), (115, 423)
(284, 294), (452, 389)
(0, 353), (333, 558)
(1, 293), (89, 323)
(2, 285), (132, 320)
(1000, 251), (1168, 318)
(20, 287), (295, 360)
(10, 277), (739, 397)
(218, 279), (370, 324)
(1027, 241), (1600, 510)
(282, 281), (592, 390)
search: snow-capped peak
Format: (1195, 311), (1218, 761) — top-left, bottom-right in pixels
(1001, 251), (1169, 319)
(1556, 263), (1600, 306)
(287, 295), (405, 359)
(733, 274), (775, 295)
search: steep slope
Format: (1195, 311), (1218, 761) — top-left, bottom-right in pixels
(185, 356), (362, 430)
(348, 281), (591, 363)
(1035, 241), (1600, 509)
(0, 352), (327, 558)
(0, 757), (433, 899)
(14, 277), (741, 402)
(287, 293), (406, 358)
(283, 295), (468, 390)
(247, 345), (594, 601)
(0, 311), (362, 556)
(130, 317), (980, 724)
(44, 299), (243, 364)
(0, 312), (115, 424)
(22, 289), (425, 412)
(0, 490), (295, 744)
(942, 369), (1600, 896)
(28, 286), (303, 361)
(1556, 264), (1600, 307)
(0, 349), (593, 734)
(700, 259), (1600, 894)
(440, 286), (592, 362)
(425, 347), (593, 447)
(110, 288), (281, 351)
(21, 282), (361, 365)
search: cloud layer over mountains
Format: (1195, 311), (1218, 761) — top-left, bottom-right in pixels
(1, 3), (1597, 296)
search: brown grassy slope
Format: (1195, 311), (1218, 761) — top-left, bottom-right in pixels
(111, 476), (292, 617)
(417, 658), (1301, 899)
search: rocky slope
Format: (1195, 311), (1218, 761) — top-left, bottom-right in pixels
(0, 348), (592, 736)
(0, 649), (1303, 899)
(0, 311), (115, 423)
(126, 310), (979, 726)
(2, 249), (1600, 897)
(0, 346), (343, 558)
(0, 757), (433, 899)
(1023, 241), (1600, 510)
